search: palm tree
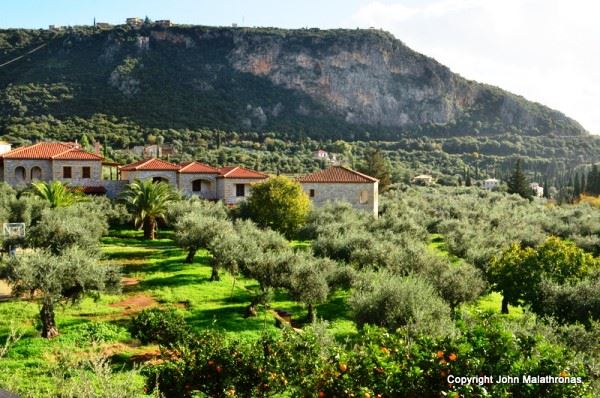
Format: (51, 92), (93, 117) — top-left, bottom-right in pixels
(120, 179), (179, 240)
(30, 181), (82, 208)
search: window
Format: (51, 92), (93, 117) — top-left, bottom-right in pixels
(82, 167), (91, 179)
(63, 166), (72, 179)
(192, 179), (202, 192)
(309, 189), (315, 198)
(359, 190), (368, 204)
(152, 176), (167, 183)
(235, 184), (245, 197)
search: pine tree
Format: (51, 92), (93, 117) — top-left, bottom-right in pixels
(507, 159), (532, 199)
(580, 172), (586, 195)
(465, 171), (472, 187)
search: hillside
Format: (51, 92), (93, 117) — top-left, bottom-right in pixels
(0, 24), (587, 140)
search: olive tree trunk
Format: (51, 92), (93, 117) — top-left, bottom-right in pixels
(40, 301), (59, 339)
(185, 248), (197, 264)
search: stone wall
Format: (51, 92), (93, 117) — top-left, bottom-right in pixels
(217, 178), (266, 205)
(178, 173), (218, 199)
(102, 180), (129, 198)
(51, 160), (102, 186)
(300, 181), (378, 216)
(3, 159), (53, 186)
(123, 170), (178, 186)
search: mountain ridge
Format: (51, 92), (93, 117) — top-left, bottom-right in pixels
(0, 24), (587, 140)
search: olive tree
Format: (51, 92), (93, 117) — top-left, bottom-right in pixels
(349, 271), (453, 337)
(1, 247), (120, 338)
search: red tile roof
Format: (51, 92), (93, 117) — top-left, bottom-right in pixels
(0, 142), (102, 160)
(120, 158), (180, 171)
(218, 166), (268, 179)
(297, 166), (378, 183)
(179, 161), (220, 174)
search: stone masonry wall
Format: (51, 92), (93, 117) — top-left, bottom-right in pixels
(3, 159), (53, 186)
(178, 173), (218, 199)
(300, 181), (378, 216)
(52, 160), (102, 186)
(125, 170), (178, 186)
(218, 178), (266, 205)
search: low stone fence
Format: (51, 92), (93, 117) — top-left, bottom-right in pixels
(102, 180), (129, 198)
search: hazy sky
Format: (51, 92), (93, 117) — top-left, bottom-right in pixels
(2, 0), (599, 133)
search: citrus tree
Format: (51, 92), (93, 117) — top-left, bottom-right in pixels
(239, 176), (310, 238)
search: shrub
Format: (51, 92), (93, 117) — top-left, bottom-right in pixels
(130, 307), (191, 347)
(349, 271), (453, 337)
(69, 321), (128, 344)
(534, 276), (600, 324)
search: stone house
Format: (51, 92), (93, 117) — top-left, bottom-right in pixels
(0, 142), (105, 192)
(119, 158), (268, 204)
(298, 166), (379, 216)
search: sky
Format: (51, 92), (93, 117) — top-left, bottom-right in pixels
(2, 0), (599, 133)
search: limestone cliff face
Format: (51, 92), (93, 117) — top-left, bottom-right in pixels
(228, 30), (477, 128)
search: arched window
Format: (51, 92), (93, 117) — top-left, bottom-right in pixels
(15, 166), (26, 183)
(31, 166), (42, 180)
(192, 179), (203, 192)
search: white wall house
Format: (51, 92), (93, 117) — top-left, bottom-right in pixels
(484, 178), (500, 190)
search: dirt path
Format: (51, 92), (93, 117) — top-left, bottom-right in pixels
(109, 294), (158, 315)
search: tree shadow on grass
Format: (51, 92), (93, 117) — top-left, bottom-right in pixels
(316, 293), (352, 322)
(140, 273), (210, 289)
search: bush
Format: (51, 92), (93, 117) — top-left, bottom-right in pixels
(130, 307), (191, 347)
(349, 271), (453, 337)
(534, 276), (600, 324)
(69, 321), (128, 344)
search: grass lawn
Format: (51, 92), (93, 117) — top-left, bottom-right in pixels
(0, 229), (357, 397)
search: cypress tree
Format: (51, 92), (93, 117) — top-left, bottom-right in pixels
(573, 173), (581, 198)
(543, 176), (550, 199)
(465, 171), (472, 187)
(507, 159), (532, 199)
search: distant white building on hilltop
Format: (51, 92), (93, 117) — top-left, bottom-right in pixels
(530, 182), (544, 197)
(484, 178), (500, 190)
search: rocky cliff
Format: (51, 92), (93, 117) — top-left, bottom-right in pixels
(0, 26), (587, 139)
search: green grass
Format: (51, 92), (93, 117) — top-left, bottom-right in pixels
(428, 233), (464, 265)
(0, 228), (357, 396)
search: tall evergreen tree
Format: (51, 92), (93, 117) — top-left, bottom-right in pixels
(507, 159), (532, 199)
(543, 176), (550, 199)
(573, 173), (581, 199)
(580, 172), (586, 195)
(361, 148), (391, 191)
(465, 171), (472, 187)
